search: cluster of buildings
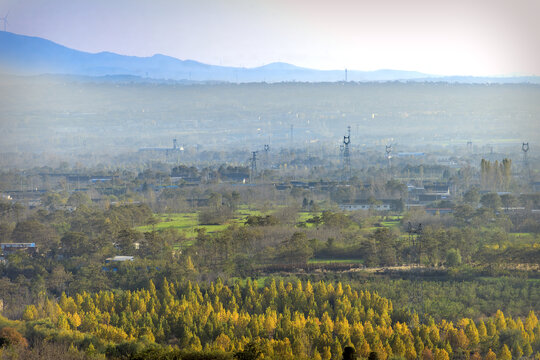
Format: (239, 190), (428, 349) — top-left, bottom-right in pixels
(0, 242), (37, 263)
(338, 182), (453, 214)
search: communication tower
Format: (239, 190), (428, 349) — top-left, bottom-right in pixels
(263, 144), (270, 169)
(522, 142), (529, 162)
(1, 11), (9, 32)
(163, 139), (182, 162)
(250, 151), (258, 183)
(522, 142), (531, 183)
(342, 126), (351, 179)
(385, 144), (392, 168)
(290, 124), (294, 149)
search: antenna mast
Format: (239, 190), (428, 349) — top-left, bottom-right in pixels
(522, 142), (531, 183)
(385, 144), (392, 169)
(342, 126), (351, 180)
(263, 144), (270, 169)
(1, 11), (9, 32)
(250, 151), (258, 183)
(290, 124), (294, 149)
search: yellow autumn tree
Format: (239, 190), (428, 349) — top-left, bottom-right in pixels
(499, 344), (512, 360)
(214, 333), (232, 352)
(485, 348), (497, 360)
(22, 305), (39, 321)
(434, 348), (450, 360)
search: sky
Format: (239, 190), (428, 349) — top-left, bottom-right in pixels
(1, 0), (540, 76)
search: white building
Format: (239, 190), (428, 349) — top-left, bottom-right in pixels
(339, 203), (391, 211)
(105, 256), (134, 262)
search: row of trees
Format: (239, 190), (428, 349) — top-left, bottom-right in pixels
(480, 159), (512, 192)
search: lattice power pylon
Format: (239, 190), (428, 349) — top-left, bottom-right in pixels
(342, 126), (351, 180)
(522, 142), (531, 183)
(385, 145), (392, 169)
(250, 151), (258, 183)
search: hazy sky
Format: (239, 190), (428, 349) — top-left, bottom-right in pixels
(2, 0), (540, 76)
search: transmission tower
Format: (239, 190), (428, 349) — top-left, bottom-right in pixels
(263, 144), (270, 169)
(385, 144), (392, 169)
(290, 124), (294, 149)
(407, 222), (424, 326)
(249, 151), (258, 183)
(1, 11), (9, 32)
(342, 126), (351, 179)
(522, 142), (531, 183)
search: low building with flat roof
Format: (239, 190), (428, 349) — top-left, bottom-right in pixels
(0, 243), (37, 254)
(105, 256), (134, 263)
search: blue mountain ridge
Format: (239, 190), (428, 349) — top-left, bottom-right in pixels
(1, 31), (538, 84)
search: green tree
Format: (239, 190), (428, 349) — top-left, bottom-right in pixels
(500, 194), (518, 211)
(463, 187), (480, 206)
(480, 193), (502, 211)
(370, 227), (398, 266)
(67, 192), (91, 207)
(499, 344), (512, 360)
(60, 231), (93, 257)
(116, 228), (143, 253)
(277, 232), (313, 264)
(445, 248), (462, 268)
(234, 341), (262, 360)
(12, 219), (60, 252)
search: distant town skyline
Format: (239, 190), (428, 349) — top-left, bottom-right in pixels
(1, 0), (539, 76)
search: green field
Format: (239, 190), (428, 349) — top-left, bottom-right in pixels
(136, 210), (406, 245)
(296, 211), (322, 228)
(136, 211), (252, 237)
(380, 220), (401, 228)
(136, 209), (320, 237)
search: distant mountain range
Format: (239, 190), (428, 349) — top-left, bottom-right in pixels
(1, 31), (539, 84)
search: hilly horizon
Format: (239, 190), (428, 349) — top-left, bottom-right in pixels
(1, 31), (539, 84)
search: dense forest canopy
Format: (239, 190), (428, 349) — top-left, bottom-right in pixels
(1, 278), (539, 360)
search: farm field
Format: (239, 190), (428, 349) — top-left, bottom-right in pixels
(136, 209), (402, 237)
(135, 208), (322, 237)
